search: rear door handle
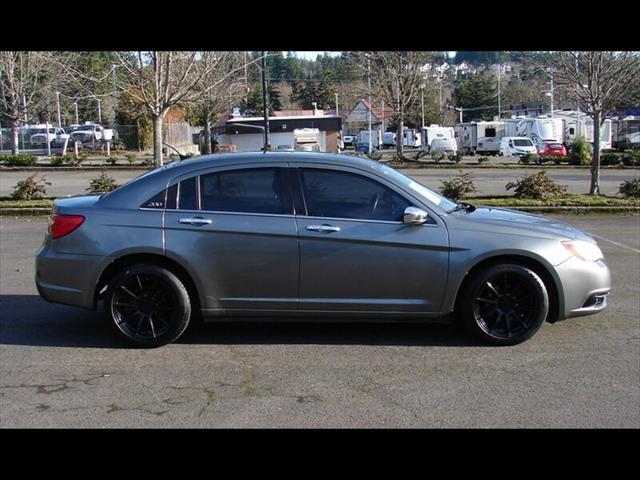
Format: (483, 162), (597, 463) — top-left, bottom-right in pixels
(306, 224), (341, 233)
(179, 217), (212, 225)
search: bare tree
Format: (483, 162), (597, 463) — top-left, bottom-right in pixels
(356, 51), (436, 156)
(0, 52), (52, 153)
(187, 52), (245, 155)
(541, 51), (640, 194)
(111, 51), (261, 166)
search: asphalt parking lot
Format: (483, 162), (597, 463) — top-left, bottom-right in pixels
(1, 214), (638, 428)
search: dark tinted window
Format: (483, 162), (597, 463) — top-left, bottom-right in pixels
(485, 128), (496, 137)
(178, 177), (197, 210)
(200, 167), (292, 215)
(166, 183), (177, 209)
(300, 169), (410, 221)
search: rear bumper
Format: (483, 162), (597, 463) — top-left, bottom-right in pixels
(35, 244), (106, 310)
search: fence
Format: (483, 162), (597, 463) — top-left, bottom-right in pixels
(1, 121), (201, 155)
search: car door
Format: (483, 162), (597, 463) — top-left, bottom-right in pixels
(163, 163), (299, 313)
(292, 163), (450, 314)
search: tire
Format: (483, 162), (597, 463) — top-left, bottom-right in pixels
(103, 263), (191, 347)
(459, 264), (549, 346)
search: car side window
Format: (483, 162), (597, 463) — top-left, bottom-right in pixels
(141, 183), (177, 209)
(178, 177), (197, 210)
(299, 168), (410, 222)
(200, 167), (292, 215)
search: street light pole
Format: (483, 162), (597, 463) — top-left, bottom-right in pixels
(260, 51), (271, 150)
(421, 87), (425, 129)
(55, 91), (62, 128)
(74, 101), (79, 124)
(497, 65), (502, 119)
(97, 99), (102, 124)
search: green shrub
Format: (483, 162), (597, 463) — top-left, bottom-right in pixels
(105, 156), (117, 165)
(1, 153), (38, 166)
(621, 149), (640, 167)
(505, 171), (568, 199)
(519, 154), (534, 165)
(86, 170), (119, 194)
(50, 153), (81, 166)
(366, 150), (382, 161)
(142, 157), (154, 166)
(569, 137), (591, 165)
(125, 153), (137, 164)
(430, 150), (445, 163)
(619, 177), (640, 198)
(11, 174), (51, 200)
(477, 156), (489, 164)
(601, 152), (622, 166)
(439, 172), (477, 201)
(536, 155), (558, 165)
(449, 151), (463, 163)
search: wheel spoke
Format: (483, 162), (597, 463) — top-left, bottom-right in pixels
(476, 297), (498, 304)
(136, 275), (144, 295)
(120, 285), (139, 299)
(148, 316), (157, 338)
(505, 312), (512, 338)
(490, 312), (504, 333)
(114, 302), (136, 308)
(485, 281), (501, 297)
(134, 314), (145, 336)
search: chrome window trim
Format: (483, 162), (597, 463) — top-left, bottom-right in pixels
(162, 208), (296, 219)
(300, 214), (439, 227)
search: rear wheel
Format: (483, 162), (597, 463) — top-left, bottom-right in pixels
(104, 264), (191, 347)
(459, 264), (549, 346)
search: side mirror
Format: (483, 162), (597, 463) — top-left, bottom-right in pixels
(403, 206), (428, 225)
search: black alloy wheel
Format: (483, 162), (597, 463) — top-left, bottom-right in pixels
(461, 264), (549, 346)
(105, 264), (191, 347)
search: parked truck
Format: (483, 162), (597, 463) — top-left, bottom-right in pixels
(454, 121), (505, 155)
(358, 128), (382, 149)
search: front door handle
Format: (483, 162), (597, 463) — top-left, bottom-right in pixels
(179, 217), (212, 225)
(306, 224), (341, 233)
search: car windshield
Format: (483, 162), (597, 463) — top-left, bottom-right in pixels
(369, 163), (458, 211)
(514, 139), (533, 146)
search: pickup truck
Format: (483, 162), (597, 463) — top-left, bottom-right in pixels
(68, 123), (114, 145)
(29, 126), (70, 147)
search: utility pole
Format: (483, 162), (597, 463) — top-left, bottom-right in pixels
(497, 65), (502, 119)
(421, 87), (425, 129)
(97, 99), (102, 124)
(576, 56), (580, 139)
(335, 93), (339, 117)
(74, 101), (79, 124)
(260, 51), (270, 150)
(55, 91), (62, 128)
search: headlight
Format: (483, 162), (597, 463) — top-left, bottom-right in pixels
(562, 240), (604, 262)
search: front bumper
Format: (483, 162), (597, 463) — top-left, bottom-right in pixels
(554, 256), (612, 320)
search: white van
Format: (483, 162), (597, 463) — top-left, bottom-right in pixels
(499, 136), (537, 157)
(430, 136), (458, 154)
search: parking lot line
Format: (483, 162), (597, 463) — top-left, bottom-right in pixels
(588, 233), (640, 254)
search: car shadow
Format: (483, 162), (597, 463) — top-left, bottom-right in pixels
(0, 295), (479, 349)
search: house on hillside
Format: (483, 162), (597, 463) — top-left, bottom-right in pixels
(345, 99), (395, 133)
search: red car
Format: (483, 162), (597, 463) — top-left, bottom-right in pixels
(539, 142), (568, 156)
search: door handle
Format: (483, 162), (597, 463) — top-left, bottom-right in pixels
(306, 224), (341, 233)
(179, 217), (212, 225)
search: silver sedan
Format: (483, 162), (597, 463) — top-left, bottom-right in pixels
(35, 152), (611, 347)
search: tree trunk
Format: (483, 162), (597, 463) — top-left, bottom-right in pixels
(152, 113), (164, 167)
(589, 110), (601, 195)
(202, 118), (212, 155)
(10, 119), (19, 155)
(396, 112), (404, 158)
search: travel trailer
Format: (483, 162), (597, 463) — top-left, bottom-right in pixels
(421, 125), (457, 153)
(504, 116), (564, 151)
(294, 128), (320, 152)
(454, 121), (505, 155)
(551, 110), (612, 150)
(402, 128), (421, 148)
(382, 131), (396, 148)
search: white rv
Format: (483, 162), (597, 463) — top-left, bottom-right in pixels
(454, 121), (505, 155)
(504, 116), (564, 151)
(402, 128), (421, 148)
(550, 110), (613, 150)
(294, 128), (320, 152)
(382, 131), (396, 148)
(421, 125), (457, 153)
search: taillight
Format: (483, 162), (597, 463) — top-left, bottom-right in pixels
(48, 214), (85, 239)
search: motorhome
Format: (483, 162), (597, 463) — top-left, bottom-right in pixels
(454, 121), (505, 155)
(294, 128), (320, 152)
(421, 125), (457, 153)
(504, 116), (564, 151)
(551, 110), (612, 150)
(611, 116), (640, 148)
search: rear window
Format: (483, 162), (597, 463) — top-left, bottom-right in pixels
(513, 139), (533, 146)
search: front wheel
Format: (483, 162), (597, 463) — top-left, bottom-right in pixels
(459, 264), (549, 346)
(104, 264), (191, 347)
